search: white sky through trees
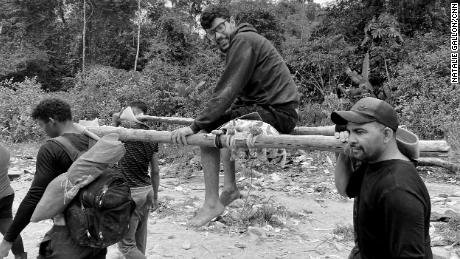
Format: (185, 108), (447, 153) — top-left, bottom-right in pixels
(164, 0), (336, 8)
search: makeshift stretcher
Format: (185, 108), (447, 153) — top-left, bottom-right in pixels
(85, 111), (459, 173)
(84, 128), (457, 171)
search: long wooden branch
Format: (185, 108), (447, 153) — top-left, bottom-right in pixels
(292, 125), (335, 135)
(135, 116), (451, 153)
(85, 126), (458, 172)
(139, 115), (194, 125)
(86, 126), (449, 154)
(140, 115), (338, 136)
(417, 158), (460, 173)
(87, 126), (344, 151)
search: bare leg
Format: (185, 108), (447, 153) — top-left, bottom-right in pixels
(189, 146), (225, 227)
(219, 149), (242, 206)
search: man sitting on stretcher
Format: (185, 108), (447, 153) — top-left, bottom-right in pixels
(171, 5), (300, 227)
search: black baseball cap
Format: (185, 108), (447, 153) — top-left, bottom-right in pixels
(331, 97), (399, 131)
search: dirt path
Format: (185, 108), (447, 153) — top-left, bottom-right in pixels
(2, 143), (460, 258)
(9, 170), (355, 258)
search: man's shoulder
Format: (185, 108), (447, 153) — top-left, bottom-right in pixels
(382, 159), (416, 172)
(370, 159), (415, 173)
(234, 29), (267, 45)
(39, 133), (89, 158)
(372, 160), (421, 191)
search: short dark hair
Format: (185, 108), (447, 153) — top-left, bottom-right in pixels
(200, 5), (230, 29)
(31, 98), (72, 122)
(129, 101), (148, 114)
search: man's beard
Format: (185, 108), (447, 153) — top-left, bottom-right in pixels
(350, 146), (365, 160)
(217, 38), (229, 52)
(350, 145), (382, 163)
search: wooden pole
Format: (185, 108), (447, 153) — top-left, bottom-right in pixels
(136, 116), (451, 152)
(417, 157), (460, 173)
(138, 115), (337, 135)
(293, 126), (335, 135)
(419, 141), (450, 153)
(85, 126), (458, 172)
(138, 115), (193, 125)
(85, 126), (450, 154)
(86, 126), (343, 151)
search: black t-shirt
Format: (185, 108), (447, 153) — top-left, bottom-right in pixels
(117, 121), (158, 188)
(4, 133), (90, 242)
(118, 140), (158, 188)
(346, 160), (432, 259)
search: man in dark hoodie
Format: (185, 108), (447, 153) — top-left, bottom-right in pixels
(171, 5), (299, 226)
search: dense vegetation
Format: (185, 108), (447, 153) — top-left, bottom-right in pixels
(0, 0), (457, 142)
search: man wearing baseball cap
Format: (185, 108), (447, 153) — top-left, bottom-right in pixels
(331, 97), (432, 259)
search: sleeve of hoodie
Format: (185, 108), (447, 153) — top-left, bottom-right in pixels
(4, 143), (64, 242)
(190, 36), (257, 133)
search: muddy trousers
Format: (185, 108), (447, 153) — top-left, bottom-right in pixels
(117, 186), (153, 259)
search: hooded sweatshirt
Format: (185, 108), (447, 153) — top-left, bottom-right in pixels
(190, 23), (299, 133)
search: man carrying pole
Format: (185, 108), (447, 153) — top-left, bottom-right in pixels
(171, 5), (299, 227)
(332, 97), (432, 258)
(112, 102), (159, 259)
(0, 98), (107, 258)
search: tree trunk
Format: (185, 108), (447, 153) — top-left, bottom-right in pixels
(58, 0), (67, 26)
(134, 0), (141, 71)
(345, 51), (375, 97)
(82, 0), (86, 76)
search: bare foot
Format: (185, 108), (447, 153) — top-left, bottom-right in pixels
(189, 202), (225, 227)
(219, 189), (242, 206)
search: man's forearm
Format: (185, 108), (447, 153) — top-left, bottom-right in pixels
(3, 188), (42, 242)
(334, 153), (354, 196)
(150, 171), (159, 198)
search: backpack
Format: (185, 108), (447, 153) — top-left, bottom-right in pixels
(51, 135), (135, 248)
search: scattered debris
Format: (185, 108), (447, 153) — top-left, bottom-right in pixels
(431, 210), (460, 222)
(182, 240), (192, 250)
(235, 243), (246, 249)
(332, 224), (354, 242)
